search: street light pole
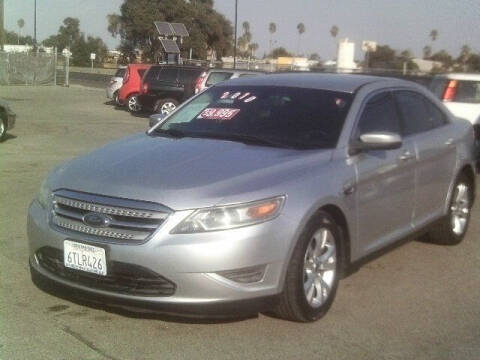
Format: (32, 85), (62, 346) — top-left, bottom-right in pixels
(34, 0), (37, 47)
(233, 0), (238, 69)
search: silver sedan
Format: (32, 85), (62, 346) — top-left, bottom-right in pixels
(28, 74), (476, 321)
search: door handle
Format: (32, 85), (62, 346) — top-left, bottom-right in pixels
(398, 151), (414, 161)
(445, 138), (454, 147)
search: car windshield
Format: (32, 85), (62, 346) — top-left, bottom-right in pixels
(153, 86), (352, 149)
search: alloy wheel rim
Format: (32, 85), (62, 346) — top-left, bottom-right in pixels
(451, 183), (470, 235)
(161, 102), (176, 115)
(0, 121), (4, 137)
(128, 96), (140, 112)
(303, 227), (337, 308)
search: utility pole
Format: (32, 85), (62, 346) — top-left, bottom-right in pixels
(233, 0), (238, 69)
(34, 0), (37, 47)
(0, 0), (4, 51)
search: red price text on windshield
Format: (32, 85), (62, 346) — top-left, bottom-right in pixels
(198, 108), (240, 121)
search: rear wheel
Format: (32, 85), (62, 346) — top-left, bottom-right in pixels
(273, 211), (342, 322)
(428, 173), (473, 245)
(154, 98), (179, 115)
(113, 91), (122, 106)
(127, 94), (141, 113)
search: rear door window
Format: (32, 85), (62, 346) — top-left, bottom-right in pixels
(179, 69), (203, 85)
(145, 66), (162, 82)
(205, 72), (233, 87)
(455, 81), (480, 103)
(356, 92), (401, 136)
(395, 91), (431, 136)
(158, 68), (178, 83)
(114, 68), (126, 78)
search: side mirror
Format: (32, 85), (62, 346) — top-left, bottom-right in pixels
(349, 131), (402, 155)
(149, 113), (167, 128)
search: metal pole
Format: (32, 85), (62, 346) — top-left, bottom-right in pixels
(233, 0), (238, 69)
(53, 47), (57, 85)
(0, 0), (4, 51)
(34, 0), (37, 47)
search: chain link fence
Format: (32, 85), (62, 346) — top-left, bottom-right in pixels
(0, 51), (64, 86)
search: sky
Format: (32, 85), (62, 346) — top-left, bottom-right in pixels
(4, 0), (480, 60)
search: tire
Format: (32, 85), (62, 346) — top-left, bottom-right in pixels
(273, 210), (342, 322)
(154, 98), (179, 115)
(113, 91), (121, 106)
(427, 173), (473, 245)
(0, 117), (7, 142)
(127, 94), (141, 113)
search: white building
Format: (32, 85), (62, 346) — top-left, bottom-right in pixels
(337, 39), (357, 71)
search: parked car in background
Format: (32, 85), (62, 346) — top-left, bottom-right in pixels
(29, 74), (476, 321)
(0, 99), (16, 141)
(118, 64), (151, 112)
(138, 65), (205, 115)
(194, 69), (264, 94)
(106, 67), (127, 105)
(430, 73), (480, 164)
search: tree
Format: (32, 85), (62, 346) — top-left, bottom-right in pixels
(269, 47), (292, 58)
(430, 49), (453, 70)
(423, 45), (432, 59)
(296, 22), (305, 56)
(5, 30), (33, 46)
(309, 53), (321, 61)
(248, 42), (259, 58)
(330, 25), (339, 39)
(268, 22), (276, 55)
(17, 18), (25, 45)
(429, 29), (438, 53)
(367, 44), (418, 71)
(458, 45), (471, 71)
(108, 0), (233, 61)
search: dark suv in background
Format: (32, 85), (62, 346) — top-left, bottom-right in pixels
(138, 65), (205, 115)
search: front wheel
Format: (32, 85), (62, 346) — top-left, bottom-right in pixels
(127, 94), (141, 113)
(427, 174), (473, 245)
(273, 211), (342, 322)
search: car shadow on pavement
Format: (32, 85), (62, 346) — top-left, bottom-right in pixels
(2, 133), (17, 142)
(33, 279), (258, 324)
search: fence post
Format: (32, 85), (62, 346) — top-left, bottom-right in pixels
(53, 47), (57, 86)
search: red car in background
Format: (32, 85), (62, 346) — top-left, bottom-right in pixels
(118, 64), (151, 112)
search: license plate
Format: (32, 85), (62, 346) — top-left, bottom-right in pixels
(64, 240), (107, 276)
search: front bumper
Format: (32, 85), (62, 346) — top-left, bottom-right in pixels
(27, 200), (289, 316)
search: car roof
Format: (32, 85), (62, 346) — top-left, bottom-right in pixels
(207, 68), (264, 75)
(216, 73), (412, 93)
(433, 73), (480, 81)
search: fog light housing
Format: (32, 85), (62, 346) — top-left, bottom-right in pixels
(216, 265), (266, 284)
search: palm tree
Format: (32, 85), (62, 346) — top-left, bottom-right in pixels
(268, 22), (277, 55)
(249, 43), (259, 58)
(423, 45), (432, 59)
(296, 22), (306, 56)
(17, 18), (25, 45)
(330, 25), (339, 39)
(459, 45), (471, 71)
(429, 29), (438, 53)
(242, 21), (250, 35)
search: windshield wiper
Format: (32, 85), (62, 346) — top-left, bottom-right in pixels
(152, 128), (187, 138)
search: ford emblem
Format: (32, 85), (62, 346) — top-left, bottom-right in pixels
(83, 212), (111, 228)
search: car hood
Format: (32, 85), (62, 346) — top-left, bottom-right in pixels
(50, 133), (333, 210)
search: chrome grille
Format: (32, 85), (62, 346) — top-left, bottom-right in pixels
(51, 190), (170, 243)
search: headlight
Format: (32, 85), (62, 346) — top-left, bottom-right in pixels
(37, 179), (52, 209)
(171, 196), (285, 234)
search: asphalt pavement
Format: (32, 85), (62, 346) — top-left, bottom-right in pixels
(0, 85), (479, 360)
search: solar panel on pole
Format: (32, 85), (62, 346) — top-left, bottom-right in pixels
(170, 23), (189, 37)
(154, 21), (174, 36)
(160, 39), (180, 54)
